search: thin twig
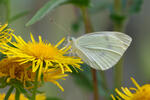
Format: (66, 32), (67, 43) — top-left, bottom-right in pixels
(80, 7), (99, 100)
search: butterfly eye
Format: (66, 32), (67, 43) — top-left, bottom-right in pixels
(66, 36), (72, 42)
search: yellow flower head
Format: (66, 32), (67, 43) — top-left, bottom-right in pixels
(0, 58), (34, 82)
(0, 24), (13, 43)
(111, 77), (150, 100)
(0, 58), (68, 91)
(0, 93), (46, 100)
(1, 34), (83, 80)
(43, 68), (69, 91)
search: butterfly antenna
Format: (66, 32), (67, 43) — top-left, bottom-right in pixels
(50, 18), (71, 38)
(49, 18), (73, 49)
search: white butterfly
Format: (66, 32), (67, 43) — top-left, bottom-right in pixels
(70, 31), (132, 70)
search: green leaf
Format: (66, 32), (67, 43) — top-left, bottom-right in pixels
(89, 1), (111, 14)
(9, 11), (29, 23)
(15, 88), (21, 100)
(26, 0), (68, 26)
(67, 0), (91, 7)
(4, 86), (14, 100)
(129, 0), (143, 14)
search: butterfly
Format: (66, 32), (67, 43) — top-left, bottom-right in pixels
(70, 31), (132, 70)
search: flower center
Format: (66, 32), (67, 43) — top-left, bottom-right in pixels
(24, 42), (63, 60)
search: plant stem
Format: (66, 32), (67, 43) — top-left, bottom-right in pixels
(81, 7), (93, 33)
(113, 0), (125, 88)
(31, 69), (39, 100)
(114, 22), (124, 32)
(15, 88), (20, 100)
(5, 0), (10, 23)
(4, 86), (14, 100)
(114, 58), (123, 88)
(114, 0), (121, 14)
(92, 69), (99, 100)
(80, 7), (99, 100)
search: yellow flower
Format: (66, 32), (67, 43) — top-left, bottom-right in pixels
(1, 34), (83, 80)
(43, 68), (69, 91)
(0, 93), (28, 100)
(0, 58), (34, 82)
(0, 93), (46, 100)
(36, 94), (46, 100)
(111, 77), (150, 100)
(0, 58), (68, 91)
(0, 23), (13, 43)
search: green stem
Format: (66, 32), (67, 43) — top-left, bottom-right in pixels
(4, 86), (14, 100)
(114, 22), (125, 32)
(31, 69), (39, 100)
(81, 7), (93, 33)
(113, 0), (125, 88)
(114, 58), (123, 88)
(15, 88), (20, 100)
(5, 0), (10, 23)
(114, 0), (122, 14)
(113, 0), (125, 32)
(80, 7), (99, 100)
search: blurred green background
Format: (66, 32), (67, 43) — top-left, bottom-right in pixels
(0, 0), (149, 100)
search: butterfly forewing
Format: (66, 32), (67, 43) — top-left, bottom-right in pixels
(72, 32), (132, 70)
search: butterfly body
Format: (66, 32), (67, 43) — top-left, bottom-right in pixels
(71, 32), (132, 70)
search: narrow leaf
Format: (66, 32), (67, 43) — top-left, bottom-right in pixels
(15, 88), (20, 100)
(26, 0), (68, 26)
(4, 86), (14, 100)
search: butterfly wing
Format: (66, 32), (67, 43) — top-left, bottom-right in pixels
(72, 32), (132, 70)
